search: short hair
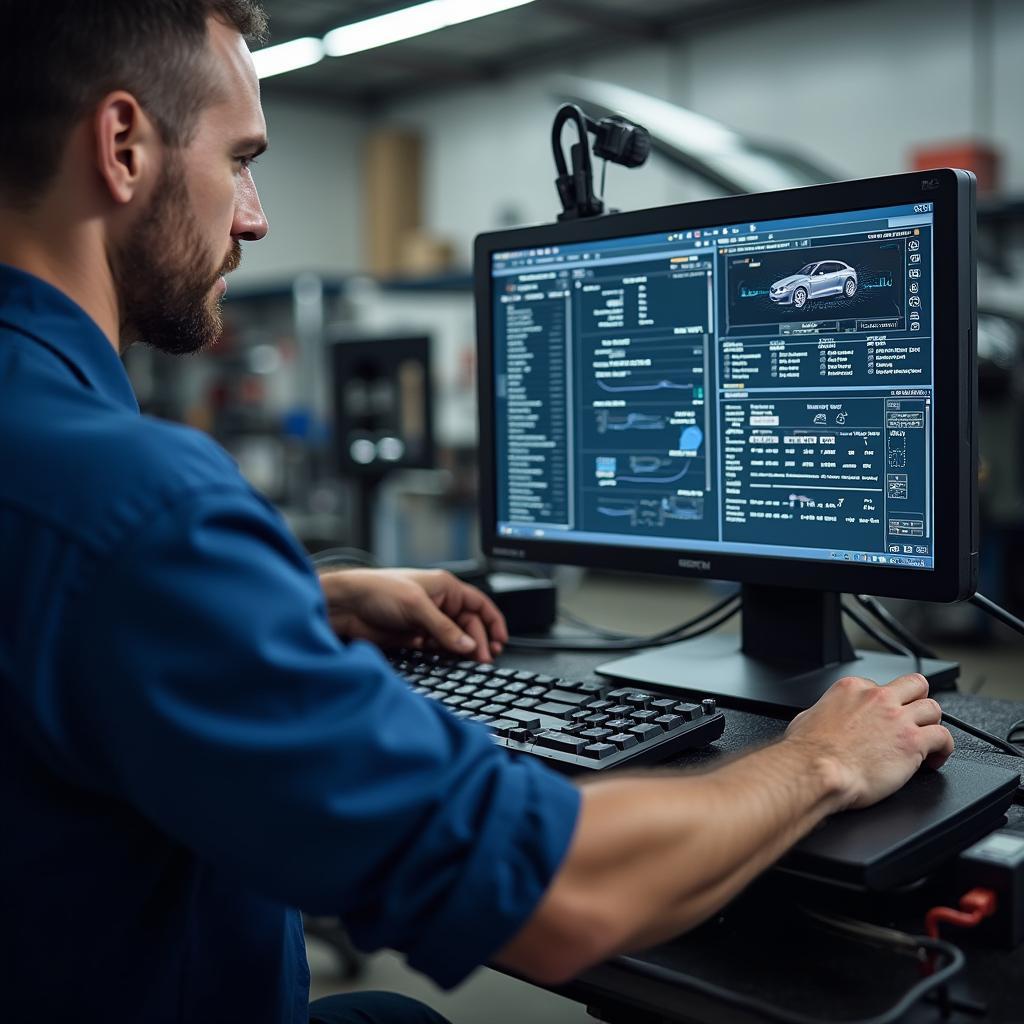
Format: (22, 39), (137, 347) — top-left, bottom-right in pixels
(0, 1), (269, 206)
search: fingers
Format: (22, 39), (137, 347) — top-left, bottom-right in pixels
(426, 571), (509, 653)
(907, 697), (943, 727)
(883, 672), (930, 705)
(459, 612), (492, 663)
(919, 723), (955, 771)
(403, 593), (479, 658)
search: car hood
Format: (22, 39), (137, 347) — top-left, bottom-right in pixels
(772, 274), (806, 289)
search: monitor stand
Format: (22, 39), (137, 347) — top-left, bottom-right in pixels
(597, 584), (959, 716)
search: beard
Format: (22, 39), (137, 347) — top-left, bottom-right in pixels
(113, 153), (241, 356)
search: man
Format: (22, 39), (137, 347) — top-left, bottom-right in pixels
(0, 3), (954, 1023)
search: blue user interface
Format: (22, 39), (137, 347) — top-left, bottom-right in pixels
(491, 202), (936, 570)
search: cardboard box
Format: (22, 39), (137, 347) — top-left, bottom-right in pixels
(363, 130), (423, 277)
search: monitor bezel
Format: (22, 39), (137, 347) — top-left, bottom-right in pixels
(475, 169), (977, 603)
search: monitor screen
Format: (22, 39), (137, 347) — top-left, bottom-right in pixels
(490, 200), (938, 572)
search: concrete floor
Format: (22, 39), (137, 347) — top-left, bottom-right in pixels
(307, 572), (1023, 1021)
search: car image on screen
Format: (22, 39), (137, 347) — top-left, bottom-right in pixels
(769, 260), (858, 310)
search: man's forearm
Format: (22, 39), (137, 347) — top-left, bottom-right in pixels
(498, 737), (847, 982)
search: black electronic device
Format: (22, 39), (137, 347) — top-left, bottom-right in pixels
(330, 333), (434, 553)
(475, 169), (977, 713)
(387, 649), (725, 773)
(781, 757), (1020, 890)
(552, 103), (651, 221)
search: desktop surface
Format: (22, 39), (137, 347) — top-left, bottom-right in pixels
(487, 641), (1024, 1023)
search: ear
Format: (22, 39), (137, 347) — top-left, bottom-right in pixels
(93, 91), (159, 206)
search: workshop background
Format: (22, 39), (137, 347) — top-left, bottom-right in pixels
(122, 1), (1024, 1018)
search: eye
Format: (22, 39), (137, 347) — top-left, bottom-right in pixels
(236, 155), (260, 171)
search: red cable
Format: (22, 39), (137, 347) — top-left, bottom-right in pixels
(925, 888), (998, 940)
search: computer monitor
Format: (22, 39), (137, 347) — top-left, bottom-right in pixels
(474, 170), (977, 713)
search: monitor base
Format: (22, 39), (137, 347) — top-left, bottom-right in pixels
(597, 633), (959, 716)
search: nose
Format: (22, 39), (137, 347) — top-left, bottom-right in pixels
(233, 171), (269, 242)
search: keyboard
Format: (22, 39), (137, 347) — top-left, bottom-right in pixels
(387, 648), (726, 772)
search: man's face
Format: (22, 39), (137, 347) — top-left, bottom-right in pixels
(116, 19), (268, 354)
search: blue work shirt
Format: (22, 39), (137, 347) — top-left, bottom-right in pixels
(0, 264), (581, 1023)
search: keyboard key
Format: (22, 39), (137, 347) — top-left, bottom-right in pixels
(582, 743), (617, 760)
(545, 689), (596, 707)
(493, 692), (516, 705)
(534, 731), (588, 754)
(505, 711), (542, 730)
(474, 664), (497, 675)
(465, 674), (488, 685)
(675, 703), (702, 721)
(488, 719), (519, 736)
(578, 682), (607, 696)
(534, 674), (558, 685)
(569, 709), (592, 721)
(437, 681), (460, 692)
(511, 697), (539, 710)
(535, 701), (575, 718)
(584, 713), (610, 725)
(476, 688), (498, 700)
(630, 710), (659, 723)
(482, 704), (505, 717)
(446, 670), (467, 681)
(587, 700), (612, 711)
(606, 705), (632, 717)
(504, 681), (528, 694)
(523, 686), (547, 697)
(604, 718), (632, 730)
(454, 685), (476, 696)
(630, 723), (663, 741)
(513, 671), (537, 681)
(625, 693), (651, 707)
(455, 660), (478, 670)
(607, 732), (639, 750)
(442, 695), (466, 707)
(651, 698), (677, 711)
(508, 728), (532, 743)
(495, 668), (517, 678)
(655, 714), (685, 731)
(462, 700), (485, 711)
(579, 727), (613, 741)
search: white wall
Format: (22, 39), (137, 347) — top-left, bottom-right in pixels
(240, 0), (1023, 283)
(374, 0), (1024, 266)
(232, 96), (366, 287)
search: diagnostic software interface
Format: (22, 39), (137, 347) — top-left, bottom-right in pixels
(492, 202), (936, 569)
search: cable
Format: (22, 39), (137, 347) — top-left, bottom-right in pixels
(618, 916), (965, 1024)
(855, 594), (938, 659)
(1009, 717), (1024, 745)
(942, 710), (1024, 758)
(970, 592), (1024, 637)
(925, 888), (998, 942)
(506, 592), (740, 652)
(842, 603), (915, 659)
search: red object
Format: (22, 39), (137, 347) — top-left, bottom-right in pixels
(910, 141), (1001, 194)
(925, 887), (997, 939)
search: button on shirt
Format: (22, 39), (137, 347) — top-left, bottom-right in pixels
(0, 265), (581, 1024)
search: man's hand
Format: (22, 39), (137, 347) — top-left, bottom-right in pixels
(318, 568), (509, 663)
(784, 672), (954, 810)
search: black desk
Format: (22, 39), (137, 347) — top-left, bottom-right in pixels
(496, 647), (1024, 1024)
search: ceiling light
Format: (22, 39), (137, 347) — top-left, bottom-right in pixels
(323, 0), (536, 58)
(252, 37), (324, 79)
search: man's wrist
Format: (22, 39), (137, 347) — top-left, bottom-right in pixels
(777, 735), (855, 816)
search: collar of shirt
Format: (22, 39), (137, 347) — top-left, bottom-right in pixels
(0, 262), (139, 413)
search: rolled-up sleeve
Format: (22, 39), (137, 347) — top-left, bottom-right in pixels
(50, 483), (581, 988)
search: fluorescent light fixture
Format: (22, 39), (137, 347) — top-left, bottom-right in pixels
(323, 0), (536, 58)
(252, 36), (324, 79)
